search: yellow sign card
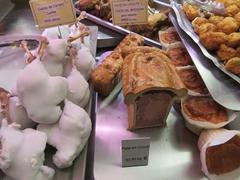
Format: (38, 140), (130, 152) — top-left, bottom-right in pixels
(111, 0), (148, 26)
(29, 0), (76, 29)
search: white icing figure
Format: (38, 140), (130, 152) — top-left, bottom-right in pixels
(39, 38), (68, 76)
(0, 119), (55, 180)
(66, 68), (90, 108)
(37, 100), (92, 168)
(75, 44), (96, 80)
(16, 58), (68, 124)
(7, 96), (36, 129)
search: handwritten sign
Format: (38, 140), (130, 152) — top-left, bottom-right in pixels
(29, 0), (76, 29)
(111, 0), (148, 26)
(121, 137), (150, 167)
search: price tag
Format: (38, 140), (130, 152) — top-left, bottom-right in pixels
(29, 0), (76, 29)
(121, 137), (150, 167)
(111, 0), (148, 26)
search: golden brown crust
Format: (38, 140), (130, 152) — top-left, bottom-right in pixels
(196, 23), (217, 35)
(227, 32), (240, 47)
(0, 88), (10, 120)
(183, 3), (201, 21)
(217, 17), (239, 35)
(178, 68), (208, 94)
(216, 44), (239, 62)
(90, 34), (144, 96)
(166, 47), (192, 67)
(206, 135), (240, 175)
(122, 51), (186, 103)
(192, 17), (209, 30)
(159, 30), (181, 45)
(209, 16), (224, 25)
(182, 96), (228, 124)
(225, 57), (240, 76)
(226, 5), (240, 17)
(199, 32), (227, 50)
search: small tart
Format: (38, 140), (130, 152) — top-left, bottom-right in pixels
(167, 47), (192, 67)
(181, 96), (236, 135)
(177, 66), (208, 95)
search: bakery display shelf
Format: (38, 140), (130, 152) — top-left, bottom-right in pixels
(170, 0), (240, 85)
(169, 12), (240, 111)
(0, 26), (98, 180)
(75, 0), (171, 49)
(94, 91), (240, 180)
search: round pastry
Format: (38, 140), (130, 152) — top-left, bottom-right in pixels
(159, 27), (181, 49)
(177, 66), (208, 96)
(226, 4), (240, 17)
(217, 17), (239, 35)
(198, 129), (240, 180)
(196, 23), (217, 35)
(200, 32), (227, 50)
(227, 32), (240, 48)
(182, 3), (202, 21)
(192, 17), (208, 30)
(225, 57), (240, 76)
(167, 45), (192, 67)
(181, 96), (236, 135)
(216, 44), (239, 62)
(208, 15), (224, 25)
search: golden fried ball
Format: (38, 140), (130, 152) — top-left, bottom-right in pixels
(225, 57), (240, 75)
(200, 32), (228, 50)
(209, 15), (224, 25)
(183, 3), (201, 21)
(192, 17), (208, 30)
(234, 12), (240, 23)
(196, 23), (217, 35)
(226, 5), (240, 17)
(217, 17), (239, 35)
(227, 32), (240, 47)
(216, 44), (239, 61)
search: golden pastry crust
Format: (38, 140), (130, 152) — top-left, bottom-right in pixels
(225, 57), (240, 76)
(166, 47), (192, 67)
(90, 34), (144, 96)
(183, 3), (201, 21)
(178, 68), (208, 95)
(216, 44), (239, 61)
(226, 5), (240, 17)
(200, 32), (227, 50)
(227, 32), (240, 47)
(217, 17), (239, 35)
(159, 30), (181, 45)
(209, 15), (224, 25)
(234, 12), (240, 23)
(196, 23), (217, 35)
(192, 17), (208, 30)
(182, 96), (228, 124)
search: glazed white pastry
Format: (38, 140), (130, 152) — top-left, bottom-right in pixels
(16, 58), (68, 124)
(75, 45), (96, 80)
(40, 39), (68, 76)
(66, 68), (90, 108)
(0, 119), (55, 180)
(5, 96), (35, 129)
(37, 100), (92, 168)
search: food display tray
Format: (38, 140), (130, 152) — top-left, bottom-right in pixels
(75, 0), (171, 48)
(0, 26), (98, 180)
(169, 12), (240, 111)
(170, 0), (240, 84)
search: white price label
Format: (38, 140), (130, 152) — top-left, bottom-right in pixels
(111, 0), (148, 26)
(29, 0), (76, 29)
(121, 137), (150, 167)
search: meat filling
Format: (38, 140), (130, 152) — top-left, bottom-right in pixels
(206, 135), (240, 175)
(160, 31), (180, 44)
(136, 91), (173, 127)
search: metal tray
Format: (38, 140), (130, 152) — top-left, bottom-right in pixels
(169, 12), (240, 111)
(0, 26), (97, 180)
(170, 0), (240, 84)
(75, 0), (171, 48)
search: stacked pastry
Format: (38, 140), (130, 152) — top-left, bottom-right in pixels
(91, 34), (144, 96)
(0, 22), (94, 180)
(183, 1), (240, 76)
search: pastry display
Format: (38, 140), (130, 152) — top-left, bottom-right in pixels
(122, 46), (187, 130)
(198, 129), (240, 180)
(177, 66), (208, 96)
(91, 34), (144, 96)
(183, 2), (240, 76)
(181, 96), (236, 135)
(37, 100), (92, 168)
(0, 119), (55, 180)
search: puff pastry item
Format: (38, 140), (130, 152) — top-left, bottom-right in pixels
(122, 49), (186, 130)
(91, 34), (144, 96)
